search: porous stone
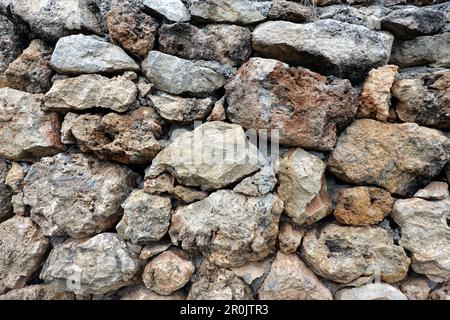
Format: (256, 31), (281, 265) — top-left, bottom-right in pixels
(142, 51), (226, 97)
(231, 259), (272, 285)
(140, 241), (172, 259)
(143, 0), (190, 23)
(301, 223), (410, 284)
(23, 153), (138, 238)
(317, 4), (385, 29)
(0, 285), (74, 300)
(144, 173), (174, 194)
(207, 97), (227, 122)
(51, 34), (140, 75)
(399, 276), (431, 300)
(334, 187), (394, 226)
(392, 198), (450, 282)
(0, 216), (49, 294)
(259, 252), (332, 300)
(0, 159), (12, 222)
(233, 166), (277, 197)
(328, 119), (450, 196)
(40, 233), (142, 294)
(5, 162), (27, 193)
(0, 88), (64, 161)
(277, 148), (332, 225)
(225, 58), (358, 150)
(143, 251), (194, 295)
(120, 285), (186, 300)
(44, 75), (138, 113)
(159, 23), (252, 66)
(414, 182), (449, 200)
(252, 19), (394, 83)
(268, 0), (316, 22)
(335, 283), (407, 300)
(116, 190), (172, 245)
(169, 190), (283, 268)
(278, 222), (304, 254)
(0, 14), (23, 74)
(147, 121), (265, 190)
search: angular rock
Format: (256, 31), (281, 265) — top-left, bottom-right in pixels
(140, 241), (172, 260)
(335, 283), (407, 300)
(233, 165), (277, 197)
(399, 276), (431, 300)
(142, 251), (194, 295)
(143, 0), (190, 23)
(207, 97), (227, 122)
(381, 7), (446, 39)
(10, 0), (101, 41)
(392, 69), (450, 129)
(170, 190), (283, 268)
(0, 216), (49, 294)
(0, 159), (12, 222)
(159, 23), (252, 66)
(172, 186), (208, 204)
(0, 284), (74, 300)
(390, 33), (450, 68)
(259, 252), (332, 300)
(23, 153), (138, 238)
(149, 91), (214, 122)
(225, 58), (358, 149)
(116, 190), (172, 245)
(51, 34), (140, 75)
(301, 223), (410, 284)
(189, 0), (272, 25)
(392, 198), (450, 282)
(252, 20), (394, 83)
(328, 119), (450, 196)
(1, 39), (53, 94)
(231, 259), (272, 285)
(68, 108), (164, 164)
(60, 112), (78, 145)
(142, 51), (226, 97)
(40, 233), (142, 294)
(144, 173), (175, 194)
(268, 0), (316, 23)
(0, 15), (23, 74)
(414, 181), (449, 200)
(278, 222), (304, 254)
(334, 187), (394, 226)
(277, 148), (332, 225)
(107, 2), (158, 59)
(358, 65), (399, 122)
(5, 162), (28, 193)
(147, 121), (265, 190)
(317, 4), (386, 30)
(120, 285), (186, 300)
(45, 75), (137, 113)
(0, 88), (64, 161)
(430, 284), (450, 300)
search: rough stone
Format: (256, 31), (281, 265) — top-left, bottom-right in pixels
(231, 259), (272, 285)
(170, 190), (283, 268)
(0, 284), (74, 300)
(317, 4), (386, 29)
(142, 251), (194, 295)
(399, 276), (431, 300)
(116, 190), (172, 245)
(143, 0), (190, 23)
(392, 198), (450, 282)
(335, 283), (407, 300)
(259, 252), (332, 300)
(0, 159), (12, 222)
(60, 112), (78, 145)
(226, 58), (358, 149)
(301, 223), (410, 284)
(328, 119), (450, 196)
(140, 241), (172, 260)
(51, 34), (140, 75)
(430, 284), (450, 300)
(0, 216), (49, 294)
(0, 14), (24, 73)
(120, 284), (186, 300)
(207, 97), (227, 122)
(268, 0), (316, 23)
(0, 88), (64, 161)
(233, 166), (277, 197)
(40, 233), (142, 294)
(144, 173), (174, 194)
(277, 148), (332, 225)
(252, 20), (394, 83)
(172, 186), (208, 204)
(278, 222), (304, 254)
(45, 75), (138, 113)
(414, 181), (449, 200)
(23, 153), (138, 238)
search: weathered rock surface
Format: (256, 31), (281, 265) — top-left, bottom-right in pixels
(231, 259), (272, 286)
(233, 165), (277, 197)
(317, 4), (386, 29)
(143, 251), (194, 295)
(399, 276), (431, 300)
(147, 122), (265, 190)
(259, 252), (332, 300)
(144, 173), (175, 194)
(40, 233), (142, 294)
(0, 284), (74, 300)
(301, 223), (410, 284)
(226, 58), (358, 149)
(142, 51), (226, 97)
(0, 216), (49, 294)
(278, 222), (304, 254)
(268, 0), (316, 23)
(159, 23), (252, 66)
(328, 119), (450, 196)
(277, 148), (332, 225)
(140, 241), (172, 260)
(252, 20), (394, 82)
(45, 75), (137, 113)
(23, 153), (138, 238)
(392, 198), (450, 282)
(0, 15), (23, 74)
(207, 97), (227, 122)
(414, 181), (449, 200)
(392, 69), (450, 129)
(430, 284), (450, 300)
(116, 190), (172, 245)
(170, 190), (283, 268)
(335, 283), (407, 300)
(334, 187), (393, 226)
(358, 65), (399, 122)
(51, 34), (140, 75)
(172, 186), (209, 204)
(1, 39), (53, 94)
(143, 0), (190, 23)
(120, 284), (186, 300)
(0, 159), (12, 222)
(189, 0), (272, 25)
(0, 88), (64, 161)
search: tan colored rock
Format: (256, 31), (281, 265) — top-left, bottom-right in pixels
(207, 97), (227, 122)
(277, 148), (332, 226)
(140, 241), (172, 260)
(328, 119), (450, 196)
(143, 251), (194, 295)
(278, 222), (304, 254)
(400, 276), (431, 300)
(358, 65), (399, 122)
(5, 162), (26, 193)
(414, 181), (449, 200)
(0, 285), (74, 300)
(60, 112), (78, 145)
(335, 283), (407, 300)
(172, 186), (208, 204)
(144, 173), (175, 194)
(430, 284), (450, 300)
(231, 259), (272, 285)
(259, 252), (332, 300)
(119, 285), (186, 300)
(334, 187), (393, 226)
(301, 223), (410, 284)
